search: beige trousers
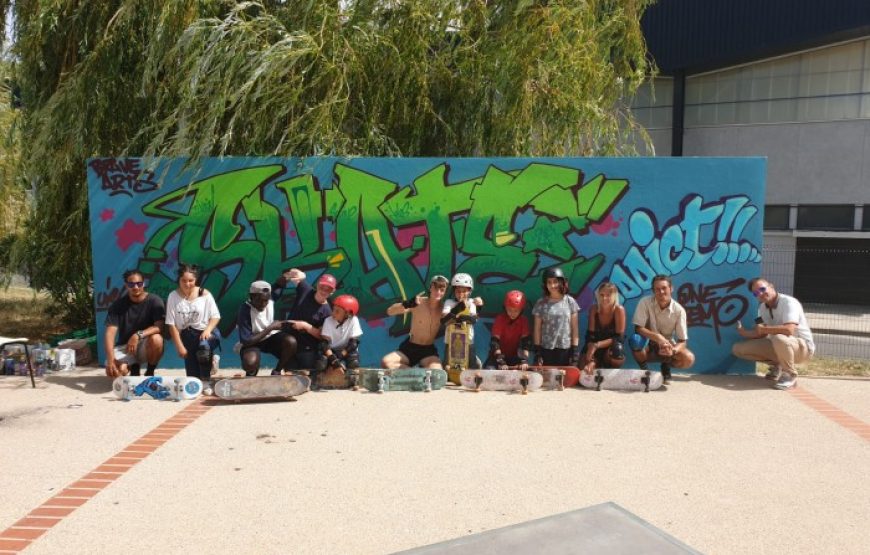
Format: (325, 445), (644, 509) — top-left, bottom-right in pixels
(732, 334), (812, 376)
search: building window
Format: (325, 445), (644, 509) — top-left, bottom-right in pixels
(685, 38), (870, 127)
(863, 205), (870, 230)
(796, 205), (854, 231)
(630, 77), (673, 130)
(763, 205), (790, 230)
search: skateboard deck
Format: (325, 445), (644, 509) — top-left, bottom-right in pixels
(459, 369), (544, 393)
(316, 366), (360, 390)
(214, 375), (310, 401)
(113, 376), (203, 401)
(533, 366), (581, 389)
(579, 368), (664, 392)
(360, 368), (448, 393)
(444, 321), (471, 384)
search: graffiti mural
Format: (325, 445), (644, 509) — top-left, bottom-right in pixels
(87, 157), (766, 374)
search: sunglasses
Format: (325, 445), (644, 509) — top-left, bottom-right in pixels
(752, 286), (767, 297)
(126, 281), (145, 288)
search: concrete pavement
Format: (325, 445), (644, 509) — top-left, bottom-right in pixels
(1, 368), (868, 554)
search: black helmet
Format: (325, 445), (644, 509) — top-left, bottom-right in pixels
(542, 267), (566, 282)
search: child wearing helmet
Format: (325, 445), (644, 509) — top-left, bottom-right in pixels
(317, 294), (364, 374)
(276, 268), (336, 376)
(485, 290), (531, 370)
(532, 267), (581, 367)
(441, 273), (484, 369)
(580, 282), (626, 375)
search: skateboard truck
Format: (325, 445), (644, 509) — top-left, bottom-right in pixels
(556, 369), (565, 391)
(376, 370), (387, 394)
(519, 372), (529, 395)
(424, 370), (432, 392)
(473, 371), (483, 392)
(641, 370), (651, 393)
(594, 370), (604, 391)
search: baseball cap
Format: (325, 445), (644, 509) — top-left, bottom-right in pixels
(249, 280), (271, 294)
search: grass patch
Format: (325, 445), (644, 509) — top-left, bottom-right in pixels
(0, 288), (71, 342)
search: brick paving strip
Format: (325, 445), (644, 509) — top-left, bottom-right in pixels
(789, 387), (870, 442)
(0, 401), (212, 553)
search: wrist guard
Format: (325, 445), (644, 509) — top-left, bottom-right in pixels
(449, 301), (466, 316)
(401, 297), (418, 309)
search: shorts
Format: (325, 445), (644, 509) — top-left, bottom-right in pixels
(398, 339), (438, 367)
(112, 340), (148, 367)
(240, 332), (289, 359)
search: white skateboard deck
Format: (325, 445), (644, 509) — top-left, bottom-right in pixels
(113, 376), (203, 401)
(579, 368), (663, 392)
(459, 369), (544, 393)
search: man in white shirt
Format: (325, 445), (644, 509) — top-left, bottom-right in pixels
(733, 278), (814, 390)
(630, 274), (695, 383)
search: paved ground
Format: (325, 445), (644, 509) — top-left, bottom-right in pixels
(1, 368), (868, 554)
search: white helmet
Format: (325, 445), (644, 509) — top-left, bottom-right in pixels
(451, 273), (473, 289)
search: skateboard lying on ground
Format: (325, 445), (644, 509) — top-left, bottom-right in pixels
(213, 375), (310, 401)
(113, 376), (203, 401)
(459, 369), (544, 394)
(315, 366), (360, 390)
(579, 368), (664, 392)
(359, 368), (448, 393)
(533, 366), (581, 390)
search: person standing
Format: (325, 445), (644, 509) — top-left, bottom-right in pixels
(732, 278), (814, 390)
(104, 269), (165, 378)
(629, 274), (695, 383)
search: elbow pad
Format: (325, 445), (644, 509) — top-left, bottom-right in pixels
(489, 337), (501, 355)
(449, 301), (466, 316)
(345, 337), (359, 355)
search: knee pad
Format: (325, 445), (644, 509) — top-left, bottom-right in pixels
(628, 333), (647, 351)
(609, 339), (625, 359)
(196, 340), (211, 372)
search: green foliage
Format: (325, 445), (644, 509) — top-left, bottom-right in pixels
(2, 0), (656, 327)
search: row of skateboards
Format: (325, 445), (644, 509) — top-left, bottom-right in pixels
(112, 366), (664, 402)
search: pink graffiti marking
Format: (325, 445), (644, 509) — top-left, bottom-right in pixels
(100, 208), (115, 222)
(591, 214), (622, 237)
(395, 223), (429, 267)
(115, 219), (148, 252)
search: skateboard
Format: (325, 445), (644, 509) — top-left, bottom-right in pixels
(459, 369), (544, 394)
(444, 320), (471, 384)
(579, 368), (664, 392)
(213, 375), (310, 401)
(532, 366), (581, 390)
(316, 365), (360, 390)
(113, 376), (203, 401)
(359, 368), (449, 393)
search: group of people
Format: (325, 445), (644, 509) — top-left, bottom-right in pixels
(104, 265), (815, 392)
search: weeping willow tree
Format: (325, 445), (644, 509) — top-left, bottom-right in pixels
(1, 0), (656, 327)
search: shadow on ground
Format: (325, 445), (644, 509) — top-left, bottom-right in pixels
(688, 373), (775, 391)
(42, 373), (113, 394)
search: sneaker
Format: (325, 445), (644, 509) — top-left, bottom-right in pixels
(660, 363), (672, 384)
(764, 365), (781, 380)
(211, 354), (220, 376)
(201, 380), (213, 396)
(774, 373), (797, 390)
(271, 369), (281, 376)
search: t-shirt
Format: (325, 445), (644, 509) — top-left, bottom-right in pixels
(104, 293), (166, 346)
(491, 313), (530, 358)
(631, 296), (688, 341)
(442, 298), (478, 342)
(757, 293), (815, 354)
(236, 299), (278, 345)
(165, 289), (220, 331)
(321, 315), (363, 350)
(532, 295), (580, 349)
(283, 279), (332, 350)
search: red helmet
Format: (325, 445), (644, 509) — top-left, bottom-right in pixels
(333, 294), (359, 316)
(317, 273), (338, 290)
(504, 290), (526, 310)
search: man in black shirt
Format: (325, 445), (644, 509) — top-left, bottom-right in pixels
(104, 269), (166, 377)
